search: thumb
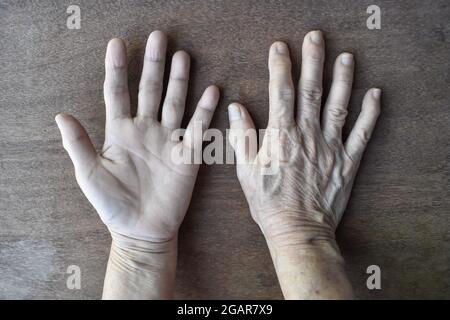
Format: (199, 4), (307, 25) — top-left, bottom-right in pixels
(55, 113), (97, 173)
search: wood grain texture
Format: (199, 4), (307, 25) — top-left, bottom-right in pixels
(0, 0), (449, 299)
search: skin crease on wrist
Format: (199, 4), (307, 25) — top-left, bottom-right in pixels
(228, 30), (380, 299)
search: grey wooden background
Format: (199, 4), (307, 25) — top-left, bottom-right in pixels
(0, 0), (449, 299)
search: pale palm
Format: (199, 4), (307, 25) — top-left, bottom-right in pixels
(56, 31), (219, 242)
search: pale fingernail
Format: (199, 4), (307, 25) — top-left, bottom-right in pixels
(228, 104), (241, 121)
(275, 42), (288, 54)
(341, 53), (353, 66)
(372, 88), (381, 99)
(309, 31), (323, 45)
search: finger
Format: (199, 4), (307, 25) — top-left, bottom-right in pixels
(297, 30), (325, 126)
(322, 53), (354, 144)
(55, 113), (97, 173)
(268, 41), (295, 126)
(137, 30), (168, 118)
(228, 103), (257, 164)
(183, 86), (220, 149)
(104, 38), (130, 121)
(161, 51), (190, 129)
(345, 88), (381, 163)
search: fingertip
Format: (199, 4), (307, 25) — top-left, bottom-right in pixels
(198, 85), (220, 111)
(302, 30), (325, 63)
(362, 89), (381, 116)
(55, 113), (72, 127)
(55, 113), (64, 123)
(173, 50), (190, 62)
(363, 88), (381, 101)
(148, 30), (167, 43)
(207, 85), (220, 103)
(305, 30), (324, 46)
(372, 88), (382, 99)
(106, 38), (127, 67)
(145, 30), (167, 61)
(57, 114), (86, 140)
(229, 102), (244, 109)
(107, 38), (126, 51)
(206, 84), (220, 97)
(270, 41), (289, 55)
(371, 89), (382, 116)
(228, 103), (242, 122)
(170, 50), (190, 77)
(339, 52), (354, 66)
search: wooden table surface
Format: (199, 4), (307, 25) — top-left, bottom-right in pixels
(0, 0), (449, 299)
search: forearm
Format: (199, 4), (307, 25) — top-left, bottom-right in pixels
(102, 231), (178, 300)
(261, 211), (353, 300)
(267, 238), (353, 299)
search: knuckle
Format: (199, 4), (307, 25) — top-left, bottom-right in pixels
(273, 87), (295, 104)
(356, 130), (370, 144)
(300, 82), (322, 103)
(305, 52), (324, 65)
(334, 73), (353, 86)
(327, 104), (348, 122)
(197, 105), (214, 115)
(139, 80), (162, 94)
(166, 96), (185, 108)
(144, 53), (164, 63)
(169, 74), (189, 82)
(325, 135), (341, 148)
(106, 64), (127, 71)
(164, 106), (178, 120)
(104, 82), (128, 94)
(63, 133), (83, 147)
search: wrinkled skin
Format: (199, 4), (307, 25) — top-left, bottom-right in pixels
(238, 125), (355, 245)
(229, 30), (380, 248)
(56, 31), (220, 243)
(228, 30), (380, 299)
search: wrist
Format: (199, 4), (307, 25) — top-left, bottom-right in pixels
(267, 240), (352, 299)
(103, 231), (178, 299)
(260, 215), (352, 299)
(109, 231), (178, 270)
(257, 209), (337, 250)
(266, 235), (344, 265)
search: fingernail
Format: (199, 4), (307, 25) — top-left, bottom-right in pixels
(341, 53), (353, 66)
(372, 88), (381, 99)
(309, 31), (323, 45)
(228, 104), (241, 121)
(275, 42), (288, 54)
